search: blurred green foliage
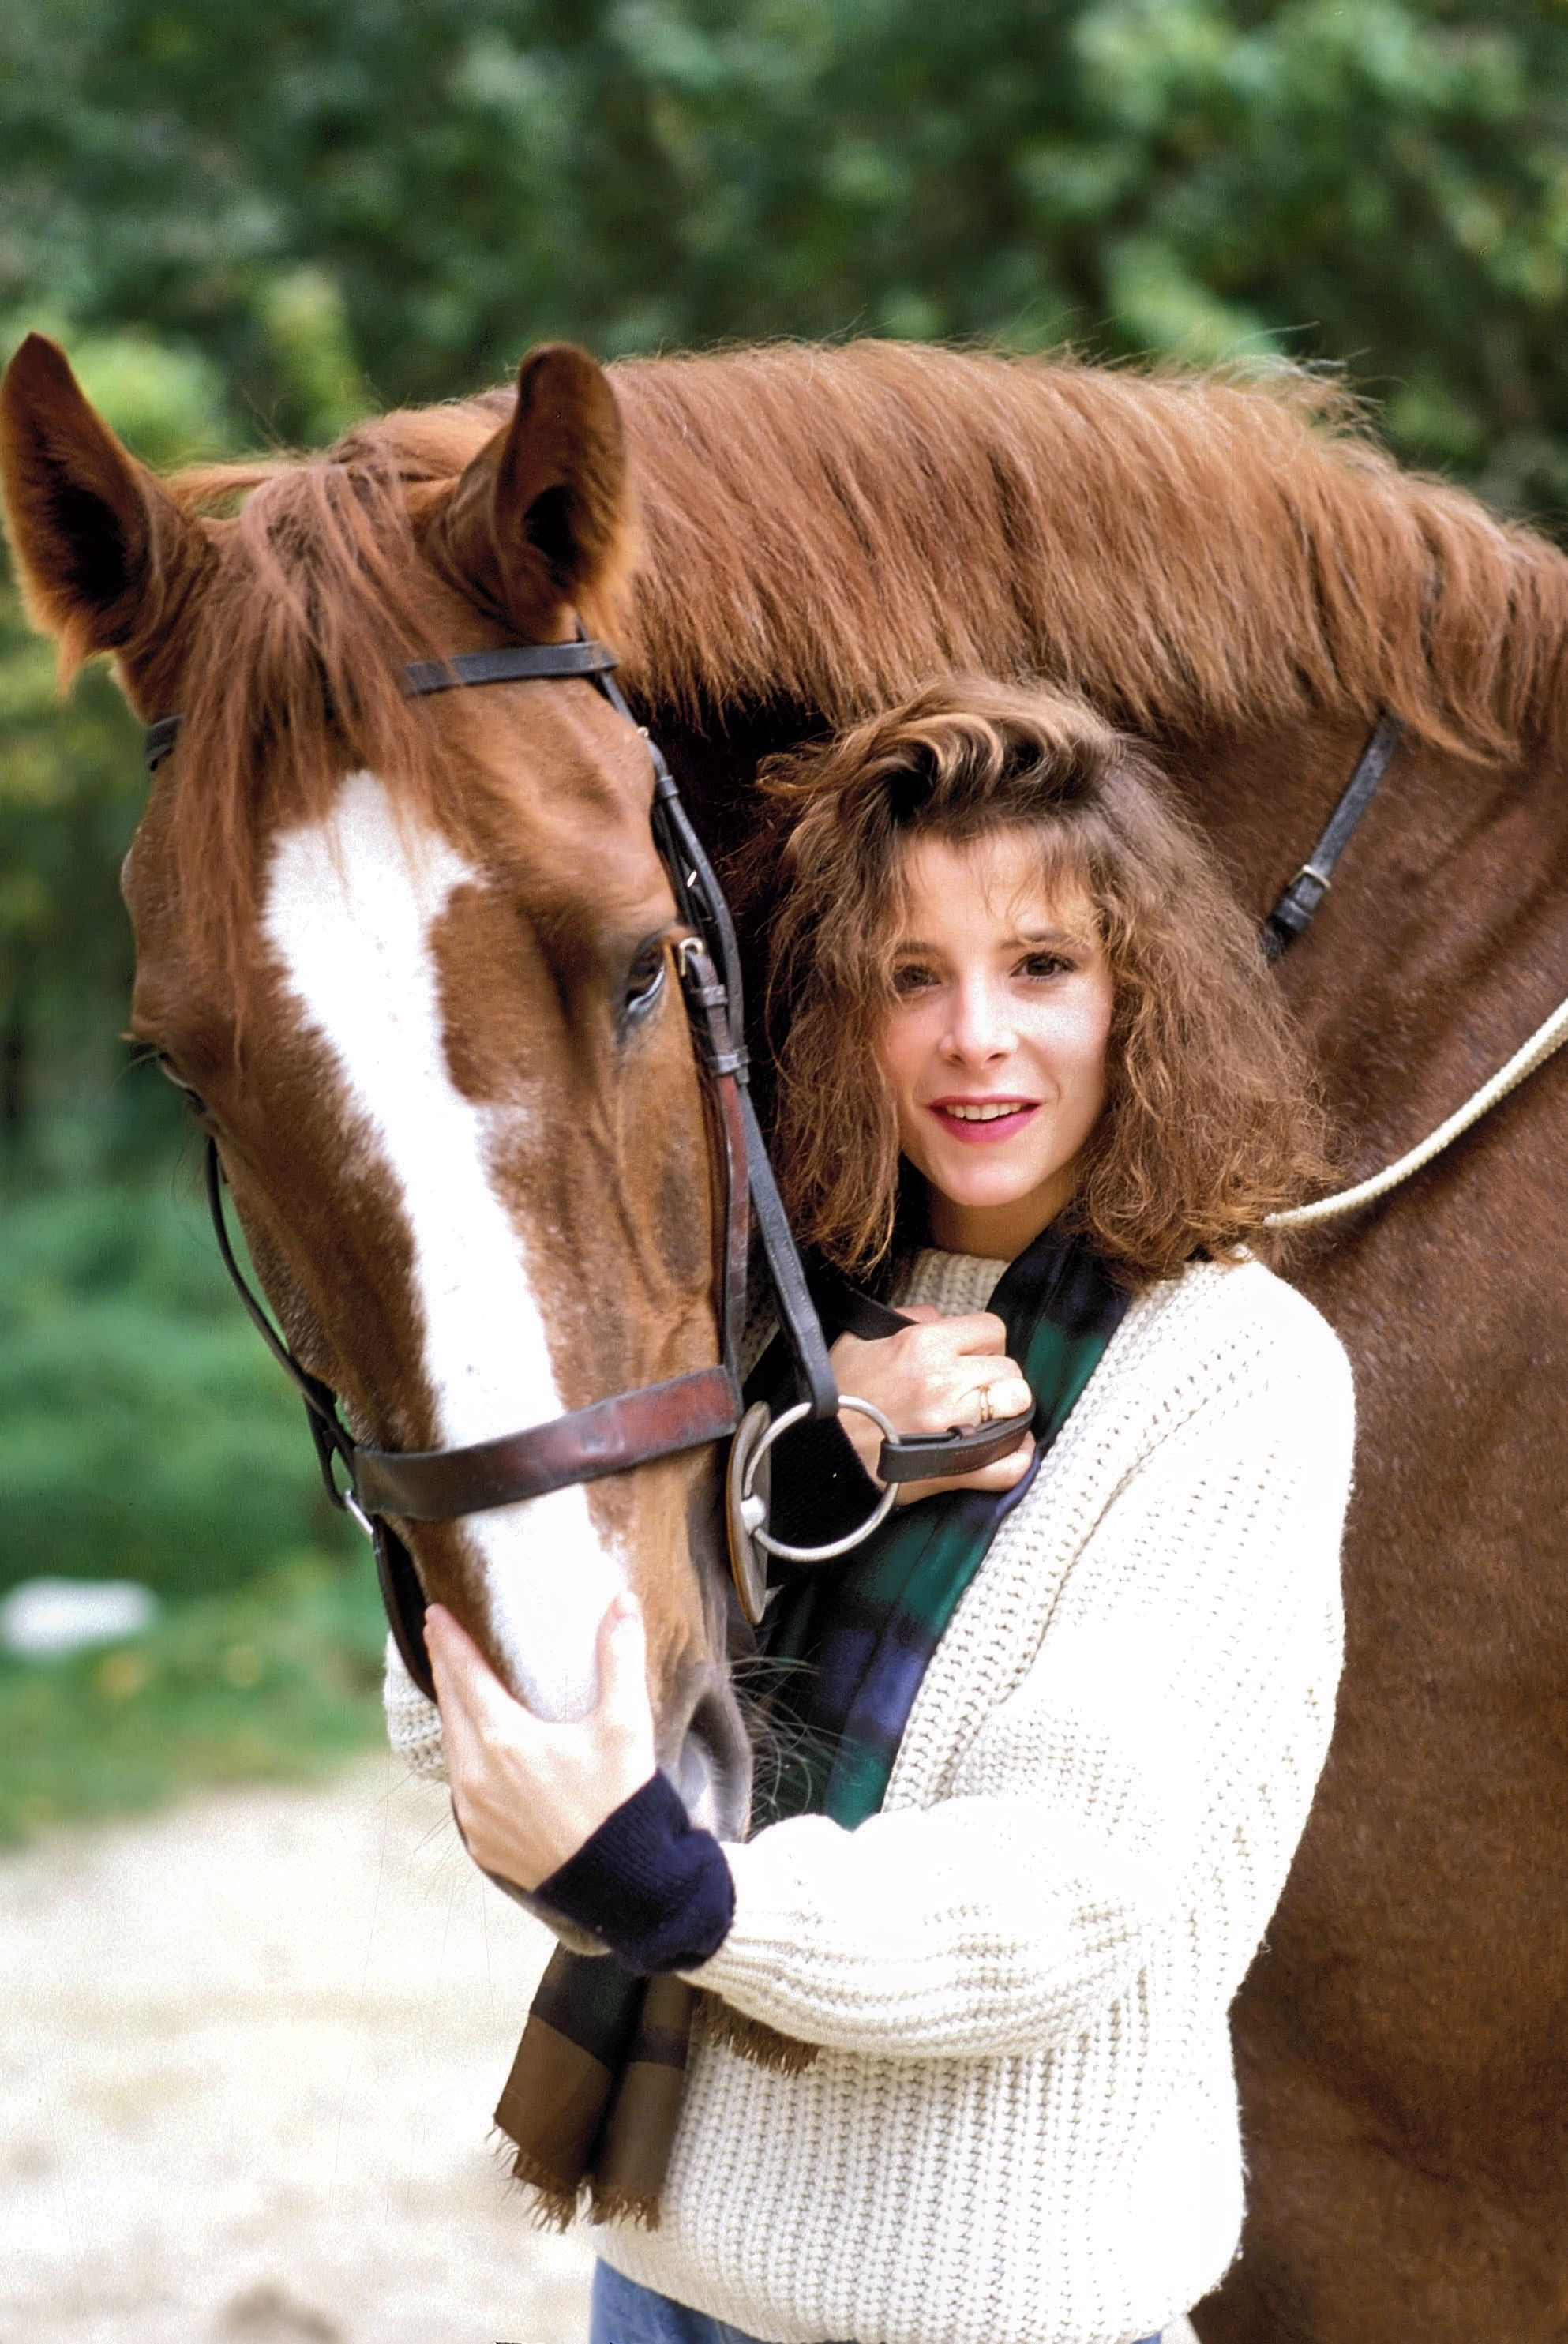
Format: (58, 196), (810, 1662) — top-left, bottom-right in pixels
(6, 0), (1568, 489)
(0, 1548), (388, 1843)
(0, 1175), (354, 1597)
(0, 319), (234, 1159)
(1, 2), (1566, 1810)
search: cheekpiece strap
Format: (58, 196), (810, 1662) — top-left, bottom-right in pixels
(1262, 711), (1403, 961)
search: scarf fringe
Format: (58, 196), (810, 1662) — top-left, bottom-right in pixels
(588, 2181), (662, 2229)
(697, 1991), (820, 2073)
(491, 2133), (585, 2232)
(488, 2125), (666, 2231)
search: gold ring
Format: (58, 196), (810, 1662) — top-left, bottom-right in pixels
(976, 1384), (996, 1426)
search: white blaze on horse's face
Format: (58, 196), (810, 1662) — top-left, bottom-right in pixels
(262, 768), (625, 1722)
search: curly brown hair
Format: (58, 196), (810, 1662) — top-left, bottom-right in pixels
(753, 679), (1334, 1286)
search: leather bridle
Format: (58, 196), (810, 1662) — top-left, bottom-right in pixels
(1261, 711), (1403, 962)
(144, 636), (1029, 1698)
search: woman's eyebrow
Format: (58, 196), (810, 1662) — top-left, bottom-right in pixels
(1013, 924), (1078, 944)
(891, 924), (1085, 952)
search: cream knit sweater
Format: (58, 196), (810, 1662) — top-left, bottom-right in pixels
(386, 1251), (1352, 2344)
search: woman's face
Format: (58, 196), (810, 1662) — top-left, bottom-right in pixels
(876, 827), (1115, 1258)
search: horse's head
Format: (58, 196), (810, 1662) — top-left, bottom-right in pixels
(0, 333), (751, 1837)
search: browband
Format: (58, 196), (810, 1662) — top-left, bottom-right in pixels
(141, 639), (623, 772)
(402, 642), (621, 696)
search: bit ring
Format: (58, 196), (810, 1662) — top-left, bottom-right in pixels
(738, 1396), (901, 1564)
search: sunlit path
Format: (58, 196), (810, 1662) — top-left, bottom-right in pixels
(0, 1753), (593, 2344)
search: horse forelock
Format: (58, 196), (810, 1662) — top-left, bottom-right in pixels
(152, 421), (629, 1026)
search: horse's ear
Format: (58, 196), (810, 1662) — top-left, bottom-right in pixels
(0, 333), (205, 685)
(437, 343), (632, 635)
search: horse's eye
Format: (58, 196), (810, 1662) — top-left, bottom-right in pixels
(623, 945), (666, 1026)
(154, 1052), (211, 1120)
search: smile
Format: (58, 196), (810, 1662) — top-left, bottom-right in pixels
(929, 1099), (1040, 1142)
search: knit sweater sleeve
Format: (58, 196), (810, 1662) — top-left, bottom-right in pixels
(688, 1300), (1352, 2060)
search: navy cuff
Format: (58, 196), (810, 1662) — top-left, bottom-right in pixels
(538, 1771), (735, 1975)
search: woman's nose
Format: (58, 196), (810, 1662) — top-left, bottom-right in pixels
(943, 976), (1014, 1060)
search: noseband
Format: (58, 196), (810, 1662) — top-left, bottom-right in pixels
(146, 639), (1030, 1700)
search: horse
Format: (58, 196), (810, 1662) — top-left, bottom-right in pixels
(0, 333), (763, 1852)
(2, 332), (1565, 2344)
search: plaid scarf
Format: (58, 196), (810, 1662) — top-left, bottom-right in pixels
(494, 1223), (1127, 2226)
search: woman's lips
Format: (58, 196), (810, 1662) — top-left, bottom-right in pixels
(926, 1099), (1040, 1145)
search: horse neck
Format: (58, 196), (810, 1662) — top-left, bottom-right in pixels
(1163, 712), (1568, 1170)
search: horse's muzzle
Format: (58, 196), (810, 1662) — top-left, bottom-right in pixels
(666, 1661), (753, 1843)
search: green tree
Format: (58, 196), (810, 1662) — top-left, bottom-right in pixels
(2, 1), (1568, 499)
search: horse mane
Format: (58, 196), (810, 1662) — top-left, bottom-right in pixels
(604, 343), (1568, 762)
(156, 341), (1568, 1000)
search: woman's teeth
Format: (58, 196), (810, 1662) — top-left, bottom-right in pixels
(943, 1101), (1030, 1122)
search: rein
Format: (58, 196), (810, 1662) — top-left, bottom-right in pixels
(1270, 988), (1568, 1227)
(145, 637), (1029, 1696)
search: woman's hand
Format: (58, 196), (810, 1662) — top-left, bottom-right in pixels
(830, 1306), (1035, 1503)
(427, 1593), (656, 1892)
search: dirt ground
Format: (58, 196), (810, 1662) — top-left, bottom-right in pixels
(1, 1752), (1205, 2344)
(0, 1753), (595, 2344)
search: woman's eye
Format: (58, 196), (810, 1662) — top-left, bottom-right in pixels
(623, 947), (666, 1023)
(1018, 952), (1072, 981)
(891, 963), (939, 998)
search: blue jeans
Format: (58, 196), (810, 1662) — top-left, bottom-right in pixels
(591, 2264), (814, 2344)
(591, 2262), (1165, 2344)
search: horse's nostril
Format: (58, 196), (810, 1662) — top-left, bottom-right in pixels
(673, 1683), (752, 1840)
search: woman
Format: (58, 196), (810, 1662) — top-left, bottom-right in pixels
(399, 681), (1354, 2344)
